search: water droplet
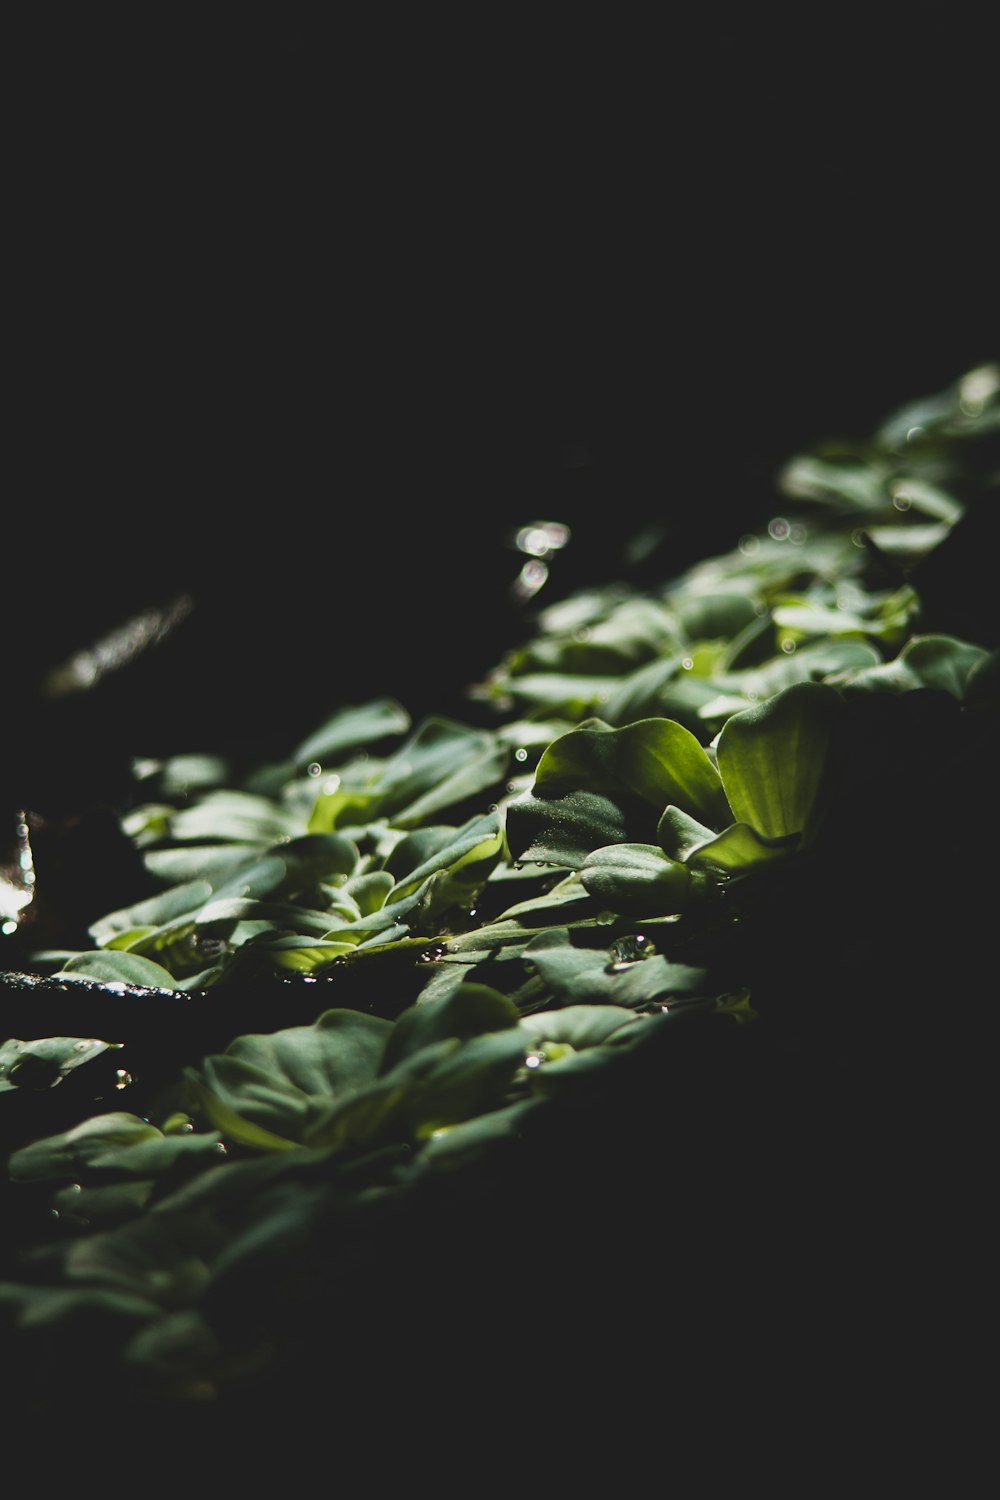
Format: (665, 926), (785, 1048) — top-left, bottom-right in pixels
(892, 490), (912, 511)
(851, 528), (867, 548)
(781, 639), (796, 654)
(607, 933), (657, 969)
(905, 425), (925, 442)
(114, 1069), (134, 1090)
(307, 762), (322, 778)
(1, 920), (17, 936)
(681, 656), (694, 671)
(768, 516), (791, 541)
(524, 1052), (546, 1069)
(738, 534), (760, 556)
(789, 523), (807, 544)
(514, 747), (528, 762)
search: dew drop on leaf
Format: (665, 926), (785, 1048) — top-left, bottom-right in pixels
(607, 933), (657, 970)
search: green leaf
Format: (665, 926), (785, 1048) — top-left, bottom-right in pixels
(308, 718), (506, 832)
(0, 1036), (119, 1092)
(381, 983), (521, 1074)
(8, 1113), (163, 1181)
(54, 951), (181, 990)
(390, 1028), (529, 1138)
(142, 843), (269, 888)
(484, 671), (624, 717)
(291, 698), (410, 769)
(600, 657), (723, 731)
(579, 843), (701, 915)
(169, 791), (299, 845)
(898, 634), (989, 699)
(520, 1005), (647, 1049)
(507, 717), (728, 867)
(863, 522), (952, 559)
(522, 930), (711, 1009)
(779, 454), (890, 512)
(186, 1010), (394, 1148)
(672, 589), (761, 641)
(89, 882), (213, 948)
(227, 935), (357, 975)
(835, 634), (989, 700)
(715, 681), (843, 839)
(656, 806), (718, 861)
(387, 813), (503, 901)
(81, 1131), (229, 1178)
(686, 822), (799, 873)
(506, 786), (637, 869)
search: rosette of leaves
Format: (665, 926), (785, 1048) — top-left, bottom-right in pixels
(503, 680), (846, 924)
(0, 987), (685, 1405)
(477, 365), (1000, 738)
(27, 709), (511, 991)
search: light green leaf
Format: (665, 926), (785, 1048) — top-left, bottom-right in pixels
(89, 882), (212, 947)
(507, 717), (728, 867)
(715, 681), (843, 839)
(169, 791), (299, 845)
(687, 822), (799, 873)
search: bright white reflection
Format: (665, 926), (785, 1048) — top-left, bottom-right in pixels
(959, 364), (998, 416)
(513, 558), (549, 601)
(0, 811), (36, 929)
(515, 521), (570, 557)
(42, 596), (194, 699)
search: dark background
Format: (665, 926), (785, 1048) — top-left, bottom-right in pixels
(7, 9), (996, 785)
